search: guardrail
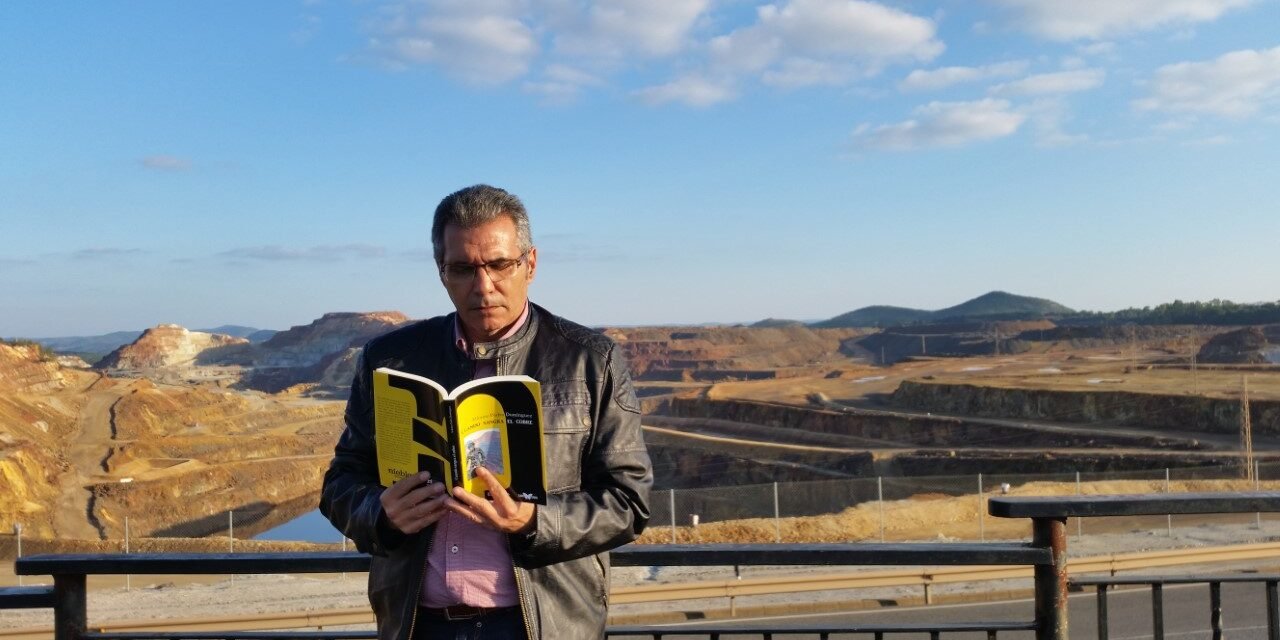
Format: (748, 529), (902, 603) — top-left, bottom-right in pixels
(9, 541), (1280, 638)
(6, 492), (1280, 640)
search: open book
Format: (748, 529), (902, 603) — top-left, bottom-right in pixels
(372, 368), (548, 504)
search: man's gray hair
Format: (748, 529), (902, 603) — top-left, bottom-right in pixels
(432, 184), (533, 264)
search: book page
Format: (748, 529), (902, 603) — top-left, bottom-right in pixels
(372, 368), (450, 488)
(453, 376), (547, 503)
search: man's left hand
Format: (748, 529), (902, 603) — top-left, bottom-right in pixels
(446, 467), (536, 534)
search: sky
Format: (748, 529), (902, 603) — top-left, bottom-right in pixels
(2, 0), (1279, 338)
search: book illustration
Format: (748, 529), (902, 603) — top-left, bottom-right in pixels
(372, 368), (548, 504)
(465, 430), (503, 477)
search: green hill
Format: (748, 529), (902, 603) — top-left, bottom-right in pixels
(814, 292), (1073, 328)
(811, 305), (934, 328)
(933, 291), (1074, 320)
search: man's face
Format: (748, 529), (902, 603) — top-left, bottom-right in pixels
(439, 216), (536, 344)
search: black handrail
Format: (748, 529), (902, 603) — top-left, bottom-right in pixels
(7, 492), (1280, 640)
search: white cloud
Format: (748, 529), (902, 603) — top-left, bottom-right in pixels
(990, 68), (1105, 96)
(989, 0), (1254, 40)
(762, 58), (848, 88)
(633, 75), (736, 107)
(1134, 46), (1280, 117)
(367, 0), (538, 84)
(72, 248), (146, 260)
(552, 0), (710, 58)
(710, 0), (943, 88)
(851, 98), (1025, 150)
(140, 155), (190, 171)
(898, 60), (1028, 92)
(1076, 42), (1117, 57)
(522, 64), (605, 102)
(1184, 134), (1233, 145)
(1023, 98), (1089, 147)
(219, 245), (388, 262)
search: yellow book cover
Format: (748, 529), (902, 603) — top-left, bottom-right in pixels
(371, 368), (548, 504)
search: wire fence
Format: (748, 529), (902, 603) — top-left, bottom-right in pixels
(3, 460), (1276, 587)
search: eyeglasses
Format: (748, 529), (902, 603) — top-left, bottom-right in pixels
(440, 252), (529, 284)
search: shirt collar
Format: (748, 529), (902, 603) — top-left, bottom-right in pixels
(453, 300), (531, 355)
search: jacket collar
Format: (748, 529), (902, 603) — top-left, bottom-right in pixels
(452, 302), (538, 362)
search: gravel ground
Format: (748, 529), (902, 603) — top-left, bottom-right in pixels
(4, 519), (1280, 632)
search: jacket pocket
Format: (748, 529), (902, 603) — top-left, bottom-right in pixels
(541, 381), (591, 492)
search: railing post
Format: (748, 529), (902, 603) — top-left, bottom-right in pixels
(1152, 583), (1165, 640)
(1033, 516), (1068, 640)
(1266, 579), (1279, 640)
(1097, 584), (1109, 640)
(53, 573), (87, 640)
(1209, 581), (1223, 640)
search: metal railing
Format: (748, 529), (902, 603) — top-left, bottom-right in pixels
(1072, 574), (1280, 640)
(6, 492), (1280, 640)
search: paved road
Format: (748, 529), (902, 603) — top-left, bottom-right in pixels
(618, 581), (1277, 639)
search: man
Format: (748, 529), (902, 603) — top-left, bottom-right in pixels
(321, 184), (652, 640)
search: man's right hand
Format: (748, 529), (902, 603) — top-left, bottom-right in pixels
(380, 472), (448, 535)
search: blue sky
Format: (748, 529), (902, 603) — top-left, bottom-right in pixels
(2, 0), (1279, 337)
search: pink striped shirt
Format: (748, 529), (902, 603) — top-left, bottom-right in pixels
(421, 303), (530, 608)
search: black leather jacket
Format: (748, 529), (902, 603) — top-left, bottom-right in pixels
(320, 303), (653, 640)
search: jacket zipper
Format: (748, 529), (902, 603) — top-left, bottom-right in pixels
(404, 531), (432, 640)
(508, 538), (537, 640)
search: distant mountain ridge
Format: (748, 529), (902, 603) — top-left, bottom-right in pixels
(30, 325), (276, 361)
(814, 291), (1075, 328)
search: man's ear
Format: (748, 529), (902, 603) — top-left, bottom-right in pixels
(525, 247), (537, 282)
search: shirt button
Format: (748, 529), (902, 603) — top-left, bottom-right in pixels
(451, 545), (459, 553)
(582, 417), (591, 427)
(476, 345), (487, 356)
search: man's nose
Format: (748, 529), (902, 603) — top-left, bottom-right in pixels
(470, 267), (497, 294)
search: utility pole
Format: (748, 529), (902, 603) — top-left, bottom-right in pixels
(1129, 324), (1137, 371)
(921, 334), (926, 355)
(1191, 328), (1199, 394)
(1242, 375), (1254, 481)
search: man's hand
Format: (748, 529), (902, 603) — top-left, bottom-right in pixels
(380, 471), (448, 535)
(445, 467), (536, 534)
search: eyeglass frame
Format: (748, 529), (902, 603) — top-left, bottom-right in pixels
(438, 251), (531, 285)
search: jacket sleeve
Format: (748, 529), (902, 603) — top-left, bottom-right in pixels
(516, 345), (653, 565)
(319, 349), (405, 556)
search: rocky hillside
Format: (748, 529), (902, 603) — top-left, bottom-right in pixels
(241, 311), (410, 392)
(1198, 326), (1280, 364)
(97, 325), (250, 370)
(0, 341), (68, 394)
(0, 343), (92, 536)
(609, 325), (866, 381)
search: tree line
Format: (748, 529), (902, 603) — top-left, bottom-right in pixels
(1063, 299), (1280, 326)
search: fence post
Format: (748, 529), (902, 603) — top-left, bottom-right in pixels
(877, 476), (885, 542)
(1075, 471), (1083, 540)
(124, 516), (131, 591)
(342, 537), (348, 580)
(772, 482), (781, 543)
(14, 523), (22, 587)
(978, 473), (985, 541)
(669, 490), (676, 544)
(1165, 468), (1172, 536)
(1257, 460), (1263, 529)
(229, 510), (235, 553)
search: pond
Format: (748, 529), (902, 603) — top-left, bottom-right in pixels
(252, 509), (344, 543)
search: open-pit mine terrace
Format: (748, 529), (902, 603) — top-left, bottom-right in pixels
(2, 322), (1278, 549)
